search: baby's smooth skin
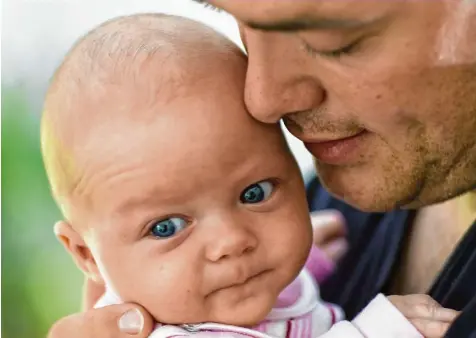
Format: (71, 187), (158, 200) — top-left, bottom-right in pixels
(42, 14), (312, 327)
(42, 14), (459, 337)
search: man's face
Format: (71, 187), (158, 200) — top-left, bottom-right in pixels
(204, 0), (476, 211)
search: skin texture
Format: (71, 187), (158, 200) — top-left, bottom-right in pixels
(204, 0), (476, 212)
(44, 13), (462, 338)
(78, 210), (350, 311)
(42, 14), (312, 327)
(388, 294), (459, 338)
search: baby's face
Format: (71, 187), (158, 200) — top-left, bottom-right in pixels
(78, 61), (312, 326)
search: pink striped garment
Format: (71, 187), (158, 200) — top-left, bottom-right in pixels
(146, 267), (343, 338)
(96, 245), (423, 337)
(97, 245), (344, 338)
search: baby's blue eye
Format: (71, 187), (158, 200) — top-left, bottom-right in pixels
(150, 217), (187, 239)
(240, 181), (274, 204)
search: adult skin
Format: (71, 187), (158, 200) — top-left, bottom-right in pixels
(208, 0), (476, 212)
(48, 0), (476, 336)
(202, 0), (476, 296)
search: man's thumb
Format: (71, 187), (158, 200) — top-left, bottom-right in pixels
(118, 306), (150, 335)
(48, 304), (154, 338)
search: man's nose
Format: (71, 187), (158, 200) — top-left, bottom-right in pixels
(204, 215), (258, 262)
(242, 28), (325, 123)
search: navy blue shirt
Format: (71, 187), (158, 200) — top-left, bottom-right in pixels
(306, 176), (476, 338)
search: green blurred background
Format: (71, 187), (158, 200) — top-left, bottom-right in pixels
(1, 1), (313, 337)
(2, 87), (83, 337)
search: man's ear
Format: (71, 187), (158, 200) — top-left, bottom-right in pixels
(54, 220), (104, 285)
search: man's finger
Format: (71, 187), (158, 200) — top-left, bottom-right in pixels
(388, 294), (460, 321)
(409, 304), (460, 322)
(411, 318), (452, 338)
(311, 210), (347, 245)
(48, 304), (154, 338)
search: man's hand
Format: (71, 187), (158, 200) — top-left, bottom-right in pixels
(47, 304), (154, 338)
(48, 277), (154, 338)
(311, 210), (349, 263)
(388, 294), (460, 338)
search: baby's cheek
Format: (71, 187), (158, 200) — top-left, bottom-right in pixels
(274, 217), (313, 285)
(134, 265), (208, 324)
(281, 218), (313, 262)
(145, 284), (208, 323)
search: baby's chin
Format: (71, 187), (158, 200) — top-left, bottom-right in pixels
(205, 289), (279, 327)
(209, 297), (275, 327)
(146, 292), (275, 327)
(145, 271), (290, 326)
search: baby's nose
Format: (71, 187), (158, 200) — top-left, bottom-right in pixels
(204, 223), (258, 262)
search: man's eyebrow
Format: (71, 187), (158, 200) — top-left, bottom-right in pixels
(192, 0), (368, 32)
(192, 0), (222, 11)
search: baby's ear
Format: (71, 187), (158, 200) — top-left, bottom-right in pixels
(54, 221), (104, 285)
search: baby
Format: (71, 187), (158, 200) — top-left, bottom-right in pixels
(41, 14), (458, 338)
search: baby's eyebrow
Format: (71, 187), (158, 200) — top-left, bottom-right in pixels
(115, 196), (144, 214)
(114, 193), (161, 216)
(112, 188), (183, 217)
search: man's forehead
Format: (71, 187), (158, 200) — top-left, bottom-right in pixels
(197, 0), (391, 31)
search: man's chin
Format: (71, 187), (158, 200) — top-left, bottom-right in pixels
(317, 167), (412, 212)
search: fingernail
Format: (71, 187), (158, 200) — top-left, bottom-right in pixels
(119, 309), (144, 335)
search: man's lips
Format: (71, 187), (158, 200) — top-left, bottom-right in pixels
(303, 130), (370, 165)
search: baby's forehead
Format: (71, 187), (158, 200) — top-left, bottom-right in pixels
(84, 24), (244, 112)
(51, 17), (247, 141)
(42, 14), (251, 212)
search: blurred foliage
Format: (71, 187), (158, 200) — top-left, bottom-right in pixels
(2, 87), (83, 338)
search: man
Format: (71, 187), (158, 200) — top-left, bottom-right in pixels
(48, 0), (476, 337)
